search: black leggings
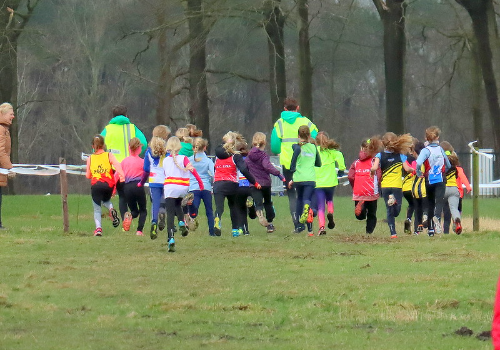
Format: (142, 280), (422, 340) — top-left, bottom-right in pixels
(403, 190), (415, 221)
(251, 186), (275, 222)
(355, 200), (378, 234)
(166, 197), (183, 238)
(235, 186), (252, 231)
(213, 181), (239, 230)
(426, 181), (446, 230)
(124, 181), (147, 231)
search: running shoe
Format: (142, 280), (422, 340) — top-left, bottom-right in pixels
(266, 224), (275, 233)
(246, 196), (254, 208)
(168, 237), (176, 252)
(390, 234), (397, 239)
(122, 212), (132, 231)
(94, 228), (102, 237)
(417, 224), (424, 233)
(299, 204), (310, 224)
(181, 192), (194, 207)
(158, 212), (166, 231)
(428, 229), (435, 237)
(327, 213), (335, 229)
(179, 221), (188, 237)
(387, 194), (396, 206)
(232, 229), (241, 237)
(150, 223), (158, 240)
(355, 201), (364, 217)
(454, 218), (462, 235)
(214, 217), (221, 236)
(404, 218), (411, 234)
(307, 231), (314, 237)
(256, 210), (269, 227)
(433, 216), (442, 234)
(307, 208), (314, 224)
(110, 208), (120, 228)
(318, 226), (326, 236)
(187, 216), (198, 231)
(136, 230), (144, 236)
(422, 214), (428, 228)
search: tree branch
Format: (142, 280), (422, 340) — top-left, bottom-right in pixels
(206, 69), (269, 83)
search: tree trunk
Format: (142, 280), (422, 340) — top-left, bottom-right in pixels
(457, 0), (500, 152)
(187, 0), (210, 142)
(263, 0), (287, 122)
(155, 9), (174, 127)
(471, 42), (483, 147)
(297, 0), (313, 120)
(382, 0), (406, 134)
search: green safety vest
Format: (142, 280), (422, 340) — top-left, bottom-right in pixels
(274, 117), (315, 168)
(104, 124), (137, 162)
(293, 143), (317, 182)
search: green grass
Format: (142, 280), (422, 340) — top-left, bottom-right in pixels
(0, 194), (498, 349)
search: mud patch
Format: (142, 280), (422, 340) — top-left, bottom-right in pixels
(476, 330), (491, 341)
(454, 326), (473, 336)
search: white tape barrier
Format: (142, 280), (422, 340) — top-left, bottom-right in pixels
(0, 164), (86, 176)
(468, 141), (494, 159)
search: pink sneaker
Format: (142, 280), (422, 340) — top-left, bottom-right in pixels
(136, 231), (144, 236)
(94, 228), (102, 236)
(123, 212), (132, 231)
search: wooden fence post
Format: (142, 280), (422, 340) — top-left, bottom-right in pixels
(472, 148), (479, 231)
(59, 158), (69, 232)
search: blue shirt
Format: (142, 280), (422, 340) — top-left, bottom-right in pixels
(188, 152), (215, 191)
(416, 143), (451, 178)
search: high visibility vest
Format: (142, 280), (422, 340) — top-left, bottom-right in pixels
(274, 117), (315, 168)
(104, 124), (137, 162)
(293, 143), (317, 182)
(89, 152), (114, 187)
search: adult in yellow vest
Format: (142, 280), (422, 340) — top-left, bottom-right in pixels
(101, 105), (147, 220)
(270, 98), (318, 232)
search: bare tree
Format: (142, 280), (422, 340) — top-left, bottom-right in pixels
(297, 0), (313, 120)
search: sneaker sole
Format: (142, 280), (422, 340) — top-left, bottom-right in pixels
(110, 209), (120, 228)
(123, 212), (132, 231)
(150, 224), (158, 240)
(158, 213), (166, 231)
(299, 204), (310, 224)
(433, 217), (442, 234)
(327, 213), (335, 229)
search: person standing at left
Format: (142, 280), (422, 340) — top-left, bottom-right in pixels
(101, 105), (147, 221)
(0, 103), (15, 229)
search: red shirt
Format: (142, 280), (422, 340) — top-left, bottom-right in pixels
(214, 156), (238, 183)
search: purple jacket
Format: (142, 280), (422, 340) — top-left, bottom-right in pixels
(245, 147), (283, 187)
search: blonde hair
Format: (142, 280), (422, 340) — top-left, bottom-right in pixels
(382, 132), (413, 154)
(152, 125), (170, 140)
(150, 136), (166, 158)
(448, 152), (460, 167)
(186, 124), (203, 137)
(0, 103), (13, 115)
(192, 137), (208, 162)
(175, 128), (192, 143)
(128, 137), (142, 153)
(252, 132), (266, 148)
(92, 134), (105, 151)
(166, 136), (185, 171)
(361, 136), (382, 157)
(425, 126), (441, 142)
(236, 139), (249, 156)
(222, 131), (243, 154)
(316, 131), (340, 150)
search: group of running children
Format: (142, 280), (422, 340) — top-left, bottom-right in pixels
(86, 122), (470, 252)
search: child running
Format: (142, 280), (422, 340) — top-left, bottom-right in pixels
(187, 137), (215, 235)
(415, 126), (451, 236)
(235, 139), (253, 236)
(348, 137), (382, 234)
(140, 125), (170, 239)
(371, 132), (414, 238)
(120, 137), (147, 235)
(402, 139), (418, 234)
(289, 126), (321, 236)
(213, 131), (260, 237)
(86, 135), (124, 236)
(245, 132), (286, 233)
(313, 131), (345, 236)
(410, 141), (428, 235)
(163, 136), (204, 252)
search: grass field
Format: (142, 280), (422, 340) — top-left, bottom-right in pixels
(1, 194), (499, 349)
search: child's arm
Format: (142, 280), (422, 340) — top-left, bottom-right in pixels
(86, 157), (92, 179)
(370, 155), (380, 174)
(348, 161), (356, 188)
(234, 154), (258, 187)
(457, 166), (471, 193)
(109, 153), (125, 182)
(416, 148), (430, 177)
(289, 144), (301, 173)
(183, 157), (204, 191)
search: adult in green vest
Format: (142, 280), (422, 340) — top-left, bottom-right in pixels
(101, 105), (147, 220)
(270, 98), (318, 232)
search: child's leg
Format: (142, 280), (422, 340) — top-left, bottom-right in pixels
(93, 201), (102, 229)
(403, 190), (414, 220)
(392, 188), (403, 218)
(426, 181), (436, 231)
(124, 182), (138, 218)
(261, 186), (275, 223)
(448, 188), (461, 221)
(315, 189), (326, 228)
(303, 184), (315, 206)
(116, 181), (128, 220)
(381, 188), (397, 235)
(235, 188), (248, 231)
(354, 201), (367, 220)
(325, 187), (335, 214)
(365, 200), (378, 234)
(433, 182), (446, 220)
(295, 183), (305, 220)
(443, 194), (451, 234)
(201, 190), (215, 236)
(165, 197), (176, 237)
(414, 198), (423, 232)
(174, 198), (184, 224)
(189, 191), (202, 218)
(227, 194), (239, 230)
(251, 186), (264, 211)
(136, 186), (147, 232)
(150, 187), (163, 224)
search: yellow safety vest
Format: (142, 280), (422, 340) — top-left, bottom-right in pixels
(274, 117), (315, 168)
(104, 124), (137, 162)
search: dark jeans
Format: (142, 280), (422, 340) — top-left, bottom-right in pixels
(165, 197), (183, 239)
(213, 181), (239, 230)
(425, 181), (446, 230)
(116, 181), (128, 220)
(251, 186), (275, 223)
(283, 167), (299, 226)
(123, 181), (147, 231)
(188, 190), (215, 236)
(355, 200), (378, 234)
(381, 187), (403, 235)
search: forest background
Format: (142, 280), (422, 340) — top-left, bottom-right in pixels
(1, 0), (499, 194)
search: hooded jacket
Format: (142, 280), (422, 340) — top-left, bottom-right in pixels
(348, 151), (381, 201)
(100, 115), (147, 160)
(214, 145), (256, 185)
(245, 147), (283, 187)
(0, 115), (12, 187)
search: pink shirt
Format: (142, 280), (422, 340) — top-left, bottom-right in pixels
(121, 154), (144, 183)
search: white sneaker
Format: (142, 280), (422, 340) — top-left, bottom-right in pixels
(433, 216), (442, 234)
